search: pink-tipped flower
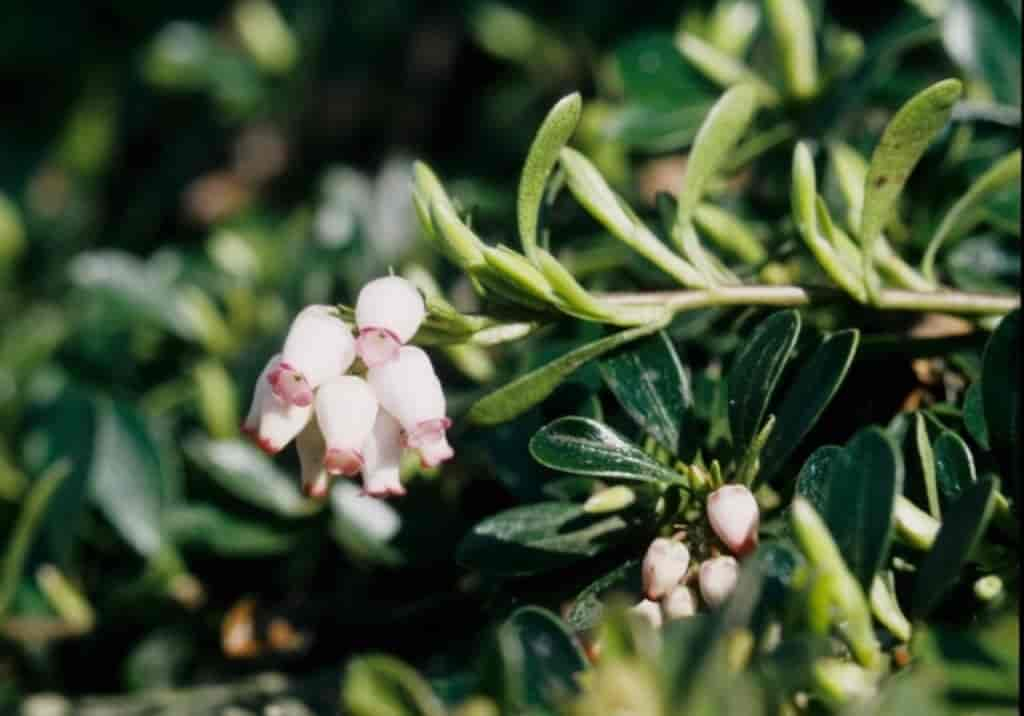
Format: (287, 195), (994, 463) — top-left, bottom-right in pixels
(242, 353), (313, 454)
(315, 376), (379, 476)
(360, 411), (405, 498)
(661, 584), (698, 621)
(707, 484), (760, 557)
(629, 599), (663, 629)
(642, 538), (690, 600)
(355, 276), (426, 367)
(270, 305), (356, 406)
(699, 556), (739, 608)
(296, 419), (330, 499)
(367, 346), (453, 467)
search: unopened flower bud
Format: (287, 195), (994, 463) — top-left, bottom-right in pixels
(368, 346), (453, 467)
(661, 584), (698, 621)
(642, 538), (690, 600)
(699, 556), (739, 608)
(296, 419), (330, 499)
(629, 599), (663, 629)
(355, 276), (426, 367)
(360, 411), (405, 498)
(242, 353), (312, 454)
(271, 305), (356, 406)
(583, 485), (635, 513)
(707, 484), (760, 557)
(315, 376), (378, 476)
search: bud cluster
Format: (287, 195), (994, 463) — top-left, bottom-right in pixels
(631, 483), (760, 627)
(242, 276), (453, 499)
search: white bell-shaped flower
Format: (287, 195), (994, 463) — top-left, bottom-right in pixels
(296, 419), (330, 499)
(707, 484), (760, 557)
(661, 584), (698, 621)
(642, 537), (690, 600)
(360, 410), (405, 498)
(270, 305), (356, 406)
(315, 376), (379, 476)
(699, 556), (739, 608)
(242, 353), (313, 454)
(367, 346), (453, 467)
(355, 276), (426, 367)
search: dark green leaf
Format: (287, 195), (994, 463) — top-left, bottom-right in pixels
(89, 400), (169, 557)
(795, 428), (903, 589)
(943, 0), (1022, 105)
(468, 322), (667, 426)
(933, 430), (977, 508)
(963, 382), (990, 450)
(530, 417), (683, 486)
(911, 476), (999, 618)
(981, 310), (1019, 501)
(728, 310), (801, 453)
(501, 607), (586, 711)
(165, 504), (299, 556)
(598, 331), (691, 454)
(456, 502), (635, 576)
(616, 33), (714, 108)
(566, 559), (642, 631)
(760, 329), (860, 484)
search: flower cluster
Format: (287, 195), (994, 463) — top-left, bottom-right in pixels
(631, 484), (759, 628)
(242, 276), (453, 499)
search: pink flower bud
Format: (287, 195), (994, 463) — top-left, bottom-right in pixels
(661, 584), (698, 621)
(629, 599), (663, 629)
(367, 346), (453, 467)
(360, 411), (405, 498)
(699, 556), (739, 608)
(271, 305), (356, 406)
(355, 277), (425, 367)
(296, 419), (330, 499)
(315, 376), (378, 476)
(706, 484), (760, 557)
(642, 537), (690, 600)
(242, 353), (313, 454)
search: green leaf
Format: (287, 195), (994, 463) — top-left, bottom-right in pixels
(922, 149), (1021, 280)
(342, 654), (446, 716)
(795, 428), (903, 589)
(529, 417), (685, 485)
(760, 329), (860, 484)
(942, 0), (1022, 105)
(914, 413), (942, 519)
(481, 245), (559, 304)
(675, 84), (759, 229)
(330, 482), (403, 566)
(597, 331), (691, 454)
(932, 430), (977, 508)
(0, 461), (72, 617)
(165, 504), (299, 556)
(500, 607), (586, 711)
(911, 476), (999, 619)
(675, 33), (780, 106)
(518, 93), (581, 263)
(859, 79), (962, 291)
(456, 502), (634, 576)
(184, 438), (320, 518)
(963, 382), (990, 450)
(616, 33), (715, 107)
(467, 321), (668, 426)
(728, 310), (801, 453)
(981, 310), (1020, 501)
(566, 559), (642, 631)
(764, 0), (819, 99)
(89, 400), (170, 557)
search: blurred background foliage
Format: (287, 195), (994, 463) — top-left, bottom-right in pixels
(0, 0), (1019, 712)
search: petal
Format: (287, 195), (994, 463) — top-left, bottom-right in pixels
(315, 375), (379, 452)
(367, 346), (445, 431)
(355, 276), (426, 344)
(281, 305), (356, 389)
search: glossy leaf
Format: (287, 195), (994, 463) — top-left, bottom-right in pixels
(500, 607), (586, 711)
(795, 428), (903, 589)
(942, 0), (1022, 105)
(933, 430), (977, 507)
(859, 79), (962, 286)
(456, 502), (634, 576)
(911, 476), (999, 618)
(728, 310), (801, 453)
(530, 416), (684, 485)
(184, 438), (320, 518)
(598, 331), (691, 454)
(962, 382), (990, 450)
(566, 559), (642, 631)
(760, 329), (860, 484)
(165, 504), (299, 556)
(468, 321), (668, 426)
(981, 310), (1020, 500)
(518, 93), (581, 263)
